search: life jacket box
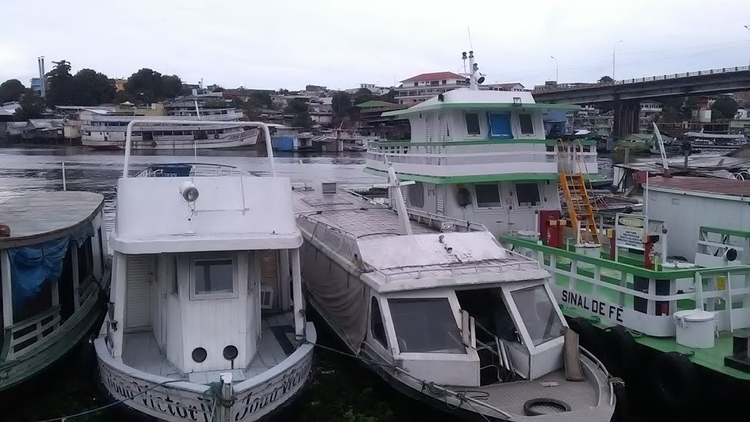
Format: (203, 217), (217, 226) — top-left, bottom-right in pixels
(674, 309), (716, 349)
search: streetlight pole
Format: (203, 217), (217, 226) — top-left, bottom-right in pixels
(745, 25), (750, 67)
(612, 39), (623, 80)
(550, 56), (559, 82)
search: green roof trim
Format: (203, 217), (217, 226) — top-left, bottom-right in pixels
(700, 226), (750, 239)
(363, 167), (559, 184)
(382, 102), (580, 117)
(355, 100), (401, 109)
(370, 138), (597, 147)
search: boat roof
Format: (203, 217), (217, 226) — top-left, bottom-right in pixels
(648, 176), (750, 198)
(382, 88), (579, 117)
(293, 187), (547, 292)
(0, 191), (104, 248)
(110, 175), (302, 254)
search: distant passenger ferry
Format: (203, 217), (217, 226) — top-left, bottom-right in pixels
(80, 103), (259, 150)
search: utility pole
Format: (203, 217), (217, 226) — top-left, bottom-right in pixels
(612, 40), (623, 80)
(745, 25), (750, 67)
(550, 56), (559, 82)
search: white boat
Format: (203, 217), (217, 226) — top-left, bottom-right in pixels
(80, 106), (259, 150)
(294, 173), (616, 419)
(0, 190), (110, 392)
(94, 121), (316, 421)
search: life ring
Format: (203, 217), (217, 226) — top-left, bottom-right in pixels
(214, 133), (220, 139)
(567, 317), (600, 356)
(602, 326), (638, 378)
(648, 352), (699, 414)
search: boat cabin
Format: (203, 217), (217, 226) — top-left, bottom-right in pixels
(0, 191), (108, 390)
(365, 88), (597, 237)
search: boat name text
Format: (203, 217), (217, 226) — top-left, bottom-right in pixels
(561, 290), (624, 323)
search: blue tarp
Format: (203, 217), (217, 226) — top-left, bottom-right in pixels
(488, 113), (513, 139)
(8, 223), (94, 308)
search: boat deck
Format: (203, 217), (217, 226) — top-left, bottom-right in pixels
(122, 312), (297, 383)
(293, 187), (435, 239)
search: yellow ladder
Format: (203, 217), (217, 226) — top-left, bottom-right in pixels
(558, 140), (600, 244)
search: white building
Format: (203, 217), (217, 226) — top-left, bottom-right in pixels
(394, 72), (469, 105)
(345, 83), (393, 96)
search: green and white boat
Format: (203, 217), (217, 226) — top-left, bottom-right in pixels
(366, 52), (750, 420)
(0, 191), (111, 392)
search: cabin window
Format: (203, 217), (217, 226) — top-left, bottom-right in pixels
(475, 184), (502, 208)
(388, 298), (465, 354)
(464, 113), (481, 136)
(370, 297), (387, 347)
(515, 183), (541, 207)
(519, 114), (534, 135)
(488, 113), (513, 139)
(192, 258), (235, 298)
(171, 256), (179, 296)
(408, 182), (424, 208)
(77, 237), (94, 281)
(510, 286), (564, 346)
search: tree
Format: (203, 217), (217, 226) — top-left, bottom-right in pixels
(248, 91), (272, 108)
(0, 79), (27, 103)
(161, 75), (184, 98)
(124, 68), (163, 104)
(711, 96), (739, 120)
(71, 69), (115, 105)
(598, 76), (614, 84)
(352, 88), (374, 105)
(331, 91), (352, 126)
(15, 93), (46, 120)
(377, 89), (396, 103)
(285, 99), (312, 130)
(45, 60), (74, 106)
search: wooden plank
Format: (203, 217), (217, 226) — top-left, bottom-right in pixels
(265, 328), (289, 363)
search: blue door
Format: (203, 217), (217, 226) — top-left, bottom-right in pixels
(488, 113), (513, 139)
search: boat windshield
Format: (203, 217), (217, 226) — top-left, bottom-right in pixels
(510, 286), (564, 346)
(388, 298), (466, 354)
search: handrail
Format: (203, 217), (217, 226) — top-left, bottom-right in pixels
(123, 120), (275, 178)
(4, 305), (62, 359)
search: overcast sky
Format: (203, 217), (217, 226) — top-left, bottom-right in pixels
(2, 0), (749, 91)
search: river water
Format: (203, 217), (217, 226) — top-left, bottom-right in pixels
(0, 146), (615, 421)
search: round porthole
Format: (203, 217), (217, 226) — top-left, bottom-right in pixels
(192, 347), (207, 363)
(223, 345), (239, 361)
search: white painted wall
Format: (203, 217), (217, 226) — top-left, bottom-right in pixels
(167, 255), (184, 371)
(648, 189), (750, 260)
(247, 252), (262, 364)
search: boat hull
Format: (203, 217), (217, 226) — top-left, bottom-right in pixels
(0, 260), (111, 392)
(93, 322), (316, 422)
(82, 130), (259, 151)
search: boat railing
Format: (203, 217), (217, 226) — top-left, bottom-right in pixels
(135, 162), (249, 178)
(1, 305), (62, 360)
(501, 235), (750, 337)
(123, 120), (275, 178)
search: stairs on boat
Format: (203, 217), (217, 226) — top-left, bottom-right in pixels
(558, 140), (600, 244)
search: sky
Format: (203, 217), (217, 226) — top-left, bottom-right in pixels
(1, 0), (750, 91)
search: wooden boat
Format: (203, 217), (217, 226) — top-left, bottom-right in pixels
(0, 191), (110, 391)
(93, 121), (316, 421)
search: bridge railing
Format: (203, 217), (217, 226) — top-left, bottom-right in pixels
(534, 66), (750, 93)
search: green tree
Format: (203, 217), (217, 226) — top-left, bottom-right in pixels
(711, 96), (739, 120)
(331, 91), (352, 126)
(352, 88), (374, 105)
(248, 91), (272, 108)
(377, 89), (396, 103)
(161, 75), (184, 98)
(285, 99), (312, 130)
(71, 69), (115, 105)
(0, 79), (27, 103)
(124, 68), (162, 104)
(15, 93), (46, 120)
(598, 76), (614, 84)
(45, 60), (74, 106)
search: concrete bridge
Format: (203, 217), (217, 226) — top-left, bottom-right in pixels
(533, 66), (750, 139)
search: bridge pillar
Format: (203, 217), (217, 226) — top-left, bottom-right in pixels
(614, 100), (641, 139)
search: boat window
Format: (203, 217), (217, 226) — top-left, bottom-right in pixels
(519, 114), (534, 135)
(510, 286), (564, 346)
(77, 237), (94, 281)
(475, 183), (502, 208)
(171, 256), (179, 296)
(408, 182), (424, 208)
(515, 183), (541, 207)
(193, 259), (234, 296)
(370, 297), (387, 347)
(464, 113), (481, 136)
(388, 298), (466, 354)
